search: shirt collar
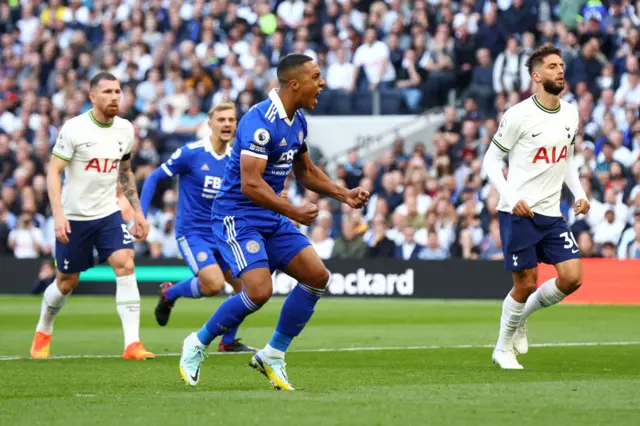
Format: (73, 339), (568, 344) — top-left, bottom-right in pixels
(268, 88), (294, 126)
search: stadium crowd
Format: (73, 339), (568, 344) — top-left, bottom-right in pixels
(1, 0), (640, 263)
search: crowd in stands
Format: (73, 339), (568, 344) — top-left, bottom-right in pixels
(1, 0), (640, 262)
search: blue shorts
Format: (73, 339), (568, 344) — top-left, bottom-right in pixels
(55, 211), (133, 274)
(176, 232), (230, 275)
(212, 212), (311, 278)
(498, 211), (581, 271)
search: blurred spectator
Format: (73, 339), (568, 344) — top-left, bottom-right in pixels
(395, 226), (423, 260)
(331, 215), (367, 259)
(310, 220), (335, 260)
(418, 230), (449, 260)
(365, 215), (395, 258)
(8, 211), (48, 259)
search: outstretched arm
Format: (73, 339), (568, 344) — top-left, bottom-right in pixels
(140, 167), (172, 217)
(292, 151), (369, 208)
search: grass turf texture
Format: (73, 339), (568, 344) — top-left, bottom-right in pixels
(1, 296), (640, 425)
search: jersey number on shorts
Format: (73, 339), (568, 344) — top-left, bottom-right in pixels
(560, 231), (579, 253)
(121, 224), (134, 245)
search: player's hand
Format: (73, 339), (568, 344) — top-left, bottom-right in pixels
(279, 190), (289, 201)
(512, 200), (534, 218)
(293, 203), (319, 226)
(574, 199), (590, 216)
(345, 187), (370, 209)
(131, 211), (150, 241)
(54, 213), (71, 244)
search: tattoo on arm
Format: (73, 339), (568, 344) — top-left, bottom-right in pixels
(118, 160), (141, 211)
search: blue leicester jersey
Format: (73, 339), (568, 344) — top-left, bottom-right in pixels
(213, 89), (308, 218)
(161, 139), (229, 236)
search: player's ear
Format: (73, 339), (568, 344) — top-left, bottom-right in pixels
(289, 79), (300, 91)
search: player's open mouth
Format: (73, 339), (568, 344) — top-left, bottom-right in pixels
(221, 129), (232, 137)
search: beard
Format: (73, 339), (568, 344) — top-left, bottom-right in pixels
(542, 78), (564, 95)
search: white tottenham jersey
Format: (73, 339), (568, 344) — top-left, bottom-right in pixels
(52, 111), (134, 221)
(492, 94), (580, 217)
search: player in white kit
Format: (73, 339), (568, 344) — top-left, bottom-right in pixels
(482, 45), (590, 369)
(30, 72), (155, 360)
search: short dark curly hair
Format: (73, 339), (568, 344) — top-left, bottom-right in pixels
(525, 44), (563, 76)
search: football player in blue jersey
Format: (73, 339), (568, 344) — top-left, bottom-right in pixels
(178, 54), (370, 390)
(140, 102), (255, 353)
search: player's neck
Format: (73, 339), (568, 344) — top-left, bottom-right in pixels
(89, 108), (114, 126)
(534, 90), (560, 112)
(276, 87), (298, 120)
(209, 136), (227, 156)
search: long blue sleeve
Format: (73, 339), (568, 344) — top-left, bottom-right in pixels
(140, 167), (170, 218)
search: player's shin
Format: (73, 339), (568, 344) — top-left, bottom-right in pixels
(196, 291), (259, 346)
(165, 277), (202, 303)
(522, 278), (567, 320)
(495, 294), (525, 350)
(36, 280), (69, 334)
(116, 275), (141, 347)
(263, 283), (324, 358)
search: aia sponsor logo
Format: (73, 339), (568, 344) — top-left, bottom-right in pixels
(532, 146), (568, 164)
(85, 158), (120, 173)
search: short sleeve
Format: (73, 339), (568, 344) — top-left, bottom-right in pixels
(492, 108), (521, 153)
(161, 147), (190, 177)
(52, 124), (75, 162)
(121, 122), (135, 161)
(238, 114), (273, 161)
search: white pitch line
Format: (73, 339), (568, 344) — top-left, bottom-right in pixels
(1, 341), (639, 362)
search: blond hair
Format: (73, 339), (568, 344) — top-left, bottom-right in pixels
(208, 102), (236, 119)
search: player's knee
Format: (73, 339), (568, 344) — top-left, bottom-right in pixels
(199, 272), (225, 296)
(118, 258), (135, 276)
(514, 270), (537, 296)
(560, 270), (582, 293)
(245, 285), (272, 306)
(56, 274), (78, 295)
(306, 267), (330, 290)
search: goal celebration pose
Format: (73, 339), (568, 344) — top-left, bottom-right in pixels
(178, 54), (370, 390)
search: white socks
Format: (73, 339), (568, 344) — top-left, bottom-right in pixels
(116, 275), (141, 348)
(522, 278), (567, 320)
(495, 294), (524, 350)
(36, 281), (69, 334)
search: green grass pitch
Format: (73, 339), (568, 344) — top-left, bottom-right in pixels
(1, 296), (640, 425)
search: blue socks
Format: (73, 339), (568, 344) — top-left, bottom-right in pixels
(267, 283), (324, 353)
(197, 291), (259, 346)
(166, 277), (202, 303)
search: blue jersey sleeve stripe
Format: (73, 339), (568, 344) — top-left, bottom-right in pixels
(161, 163), (174, 177)
(241, 149), (268, 160)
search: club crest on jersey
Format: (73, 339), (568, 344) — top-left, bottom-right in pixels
(246, 240), (260, 254)
(197, 252), (208, 262)
(253, 129), (270, 146)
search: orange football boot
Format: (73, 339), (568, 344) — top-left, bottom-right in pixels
(122, 341), (155, 360)
(30, 331), (52, 359)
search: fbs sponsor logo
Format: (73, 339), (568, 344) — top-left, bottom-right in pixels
(271, 269), (415, 297)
